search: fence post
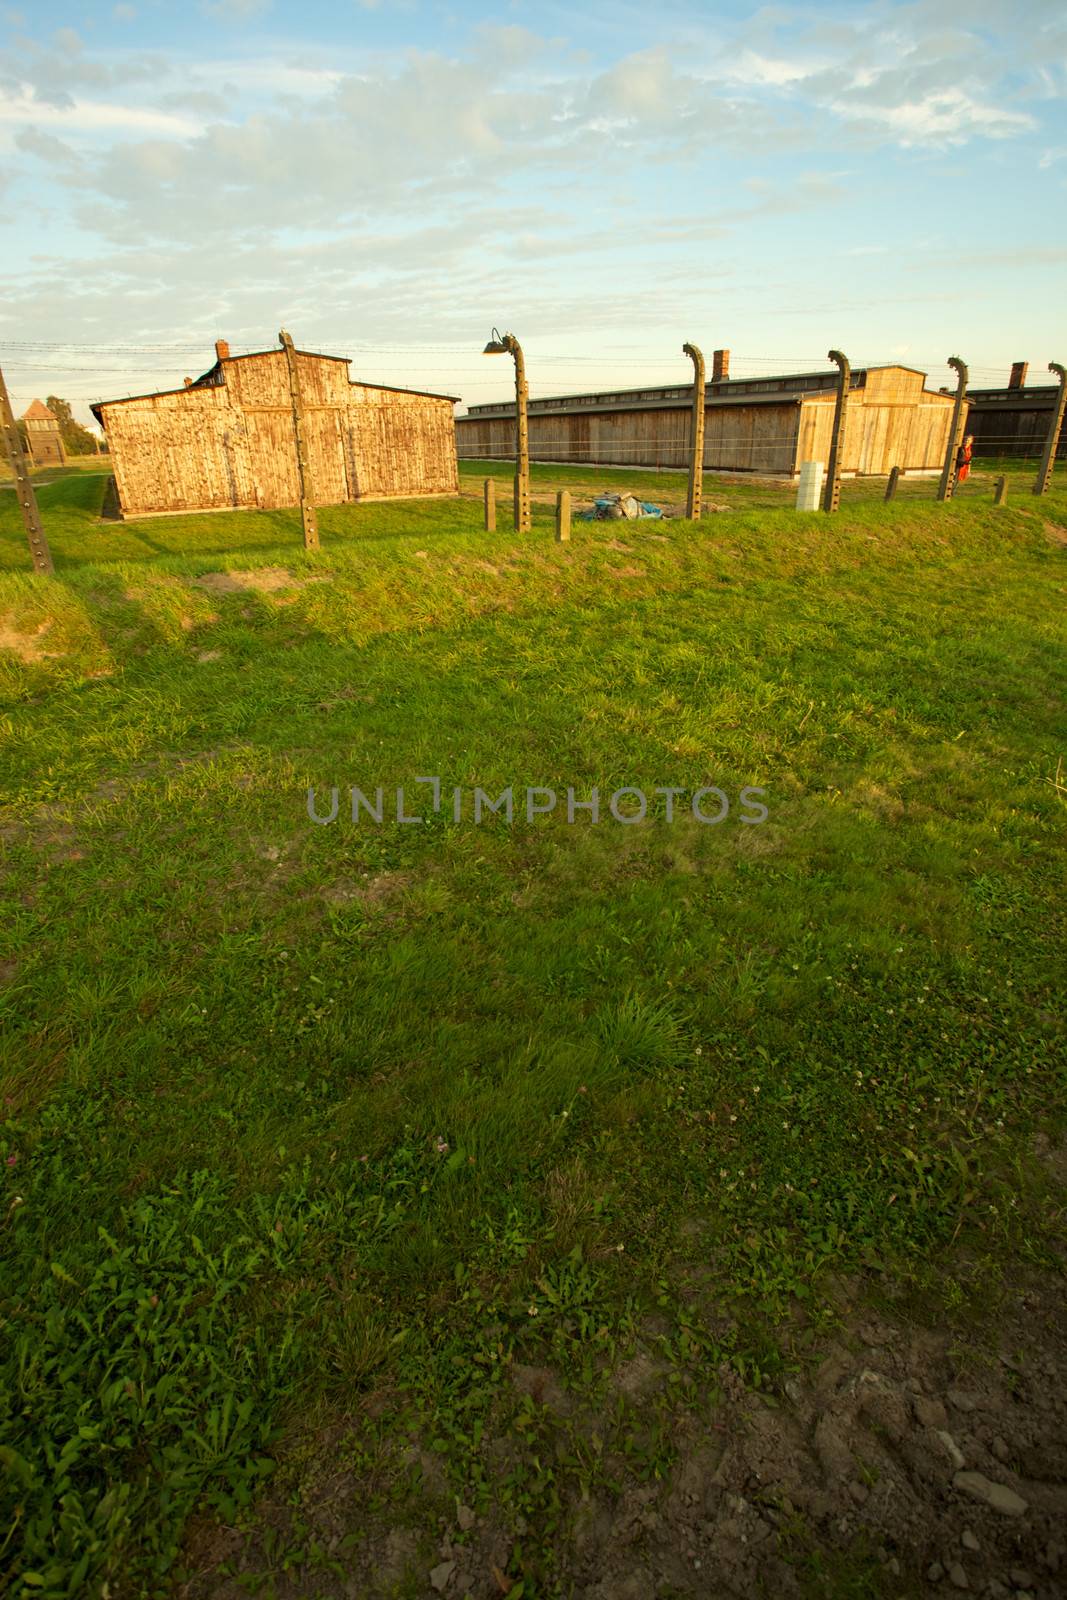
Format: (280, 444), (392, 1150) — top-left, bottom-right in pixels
(993, 476), (1008, 506)
(555, 489), (571, 542)
(937, 356), (969, 503)
(279, 328), (319, 551)
(885, 465), (901, 502)
(0, 363), (54, 574)
(484, 477), (496, 531)
(683, 342), (705, 521)
(1033, 361), (1066, 496)
(822, 349), (850, 513)
(511, 340), (532, 534)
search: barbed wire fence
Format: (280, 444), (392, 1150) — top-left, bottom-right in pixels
(0, 338), (1062, 533)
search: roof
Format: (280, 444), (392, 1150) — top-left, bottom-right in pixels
(461, 391), (804, 423)
(461, 363), (944, 422)
(91, 345), (460, 424)
(22, 398), (58, 422)
(965, 385), (1060, 406)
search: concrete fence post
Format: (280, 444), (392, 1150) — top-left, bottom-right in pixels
(937, 356), (969, 503)
(885, 466), (901, 502)
(822, 349), (850, 513)
(1033, 362), (1066, 496)
(279, 328), (320, 551)
(555, 489), (571, 542)
(484, 477), (496, 531)
(0, 363), (54, 574)
(994, 476), (1008, 506)
(682, 342), (705, 521)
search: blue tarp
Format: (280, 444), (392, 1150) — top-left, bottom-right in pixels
(577, 493), (665, 522)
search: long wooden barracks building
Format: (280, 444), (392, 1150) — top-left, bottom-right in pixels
(456, 350), (959, 478)
(963, 362), (1067, 461)
(92, 338), (460, 519)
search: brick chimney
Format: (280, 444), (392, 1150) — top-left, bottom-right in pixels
(712, 348), (730, 383)
(1008, 360), (1028, 389)
(215, 339), (230, 362)
(183, 377), (192, 388)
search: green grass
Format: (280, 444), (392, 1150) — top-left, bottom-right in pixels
(1, 466), (1065, 1597)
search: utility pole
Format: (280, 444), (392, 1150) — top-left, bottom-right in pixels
(822, 349), (850, 513)
(1033, 362), (1066, 496)
(683, 342), (706, 521)
(937, 356), (969, 503)
(279, 329), (320, 551)
(0, 363), (54, 574)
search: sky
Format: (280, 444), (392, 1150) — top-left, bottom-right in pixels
(1, 0), (1065, 428)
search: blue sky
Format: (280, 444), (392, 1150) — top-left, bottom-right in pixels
(1, 0), (1065, 426)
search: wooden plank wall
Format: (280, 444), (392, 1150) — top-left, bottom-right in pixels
(99, 352), (458, 517)
(966, 405), (1067, 460)
(348, 387), (458, 498)
(455, 403), (799, 474)
(457, 368), (958, 477)
(795, 373), (955, 476)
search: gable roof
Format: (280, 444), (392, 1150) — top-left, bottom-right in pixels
(22, 398), (58, 422)
(91, 346), (460, 423)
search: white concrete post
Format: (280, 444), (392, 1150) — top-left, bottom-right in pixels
(796, 460), (824, 512)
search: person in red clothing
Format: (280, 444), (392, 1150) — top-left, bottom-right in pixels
(955, 434), (974, 484)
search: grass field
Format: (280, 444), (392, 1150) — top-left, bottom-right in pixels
(1, 464), (1065, 1598)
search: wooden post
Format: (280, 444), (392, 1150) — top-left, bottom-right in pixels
(484, 477), (496, 531)
(994, 475), (1008, 506)
(822, 349), (850, 513)
(937, 356), (969, 503)
(279, 329), (319, 550)
(555, 489), (570, 542)
(683, 342), (705, 521)
(0, 364), (54, 574)
(1033, 361), (1066, 496)
(885, 465), (901, 502)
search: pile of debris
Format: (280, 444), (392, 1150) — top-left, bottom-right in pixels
(577, 492), (666, 522)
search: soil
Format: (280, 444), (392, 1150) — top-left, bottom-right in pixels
(193, 568), (333, 594)
(179, 1265), (1067, 1600)
(0, 616), (56, 661)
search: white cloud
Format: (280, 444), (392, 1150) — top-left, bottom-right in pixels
(720, 0), (1052, 149)
(728, 51), (819, 88)
(829, 87), (1034, 145)
(0, 88), (200, 137)
(202, 0), (272, 16)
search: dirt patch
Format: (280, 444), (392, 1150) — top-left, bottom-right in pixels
(609, 566), (647, 579)
(0, 617), (57, 662)
(192, 568), (332, 594)
(322, 871), (411, 908)
(1042, 520), (1067, 547)
(178, 1259), (1067, 1600)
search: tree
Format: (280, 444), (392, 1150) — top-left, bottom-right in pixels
(45, 395), (99, 456)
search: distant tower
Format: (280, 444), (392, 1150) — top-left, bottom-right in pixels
(21, 399), (66, 467)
